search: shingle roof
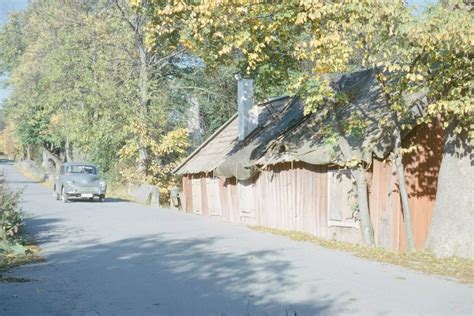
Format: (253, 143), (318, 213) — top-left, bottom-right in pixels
(214, 96), (303, 179)
(173, 96), (292, 175)
(175, 69), (426, 180)
(173, 113), (239, 175)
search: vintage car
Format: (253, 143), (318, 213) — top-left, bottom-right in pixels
(53, 162), (107, 202)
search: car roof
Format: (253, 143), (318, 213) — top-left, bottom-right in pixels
(62, 162), (97, 167)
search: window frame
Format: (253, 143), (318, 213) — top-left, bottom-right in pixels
(327, 169), (359, 229)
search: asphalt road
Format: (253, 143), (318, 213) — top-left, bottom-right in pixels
(0, 161), (472, 315)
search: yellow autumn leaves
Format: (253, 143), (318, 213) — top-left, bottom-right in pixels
(135, 0), (473, 135)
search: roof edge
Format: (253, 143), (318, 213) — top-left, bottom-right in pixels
(173, 113), (238, 174)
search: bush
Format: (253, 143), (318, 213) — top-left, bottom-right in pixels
(0, 185), (23, 242)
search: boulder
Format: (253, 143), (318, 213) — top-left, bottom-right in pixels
(127, 184), (160, 207)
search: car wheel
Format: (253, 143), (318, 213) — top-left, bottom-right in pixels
(61, 187), (68, 203)
(53, 187), (60, 200)
(88, 197), (94, 201)
(99, 195), (105, 202)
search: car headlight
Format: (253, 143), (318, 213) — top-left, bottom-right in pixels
(66, 180), (74, 187)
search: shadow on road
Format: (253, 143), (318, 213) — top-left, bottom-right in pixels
(103, 197), (130, 203)
(63, 197), (131, 203)
(23, 217), (65, 245)
(0, 158), (15, 165)
(7, 180), (44, 184)
(43, 233), (341, 314)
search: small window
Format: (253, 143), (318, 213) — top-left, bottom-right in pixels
(327, 169), (358, 228)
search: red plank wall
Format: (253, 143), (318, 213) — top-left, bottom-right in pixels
(181, 123), (443, 251)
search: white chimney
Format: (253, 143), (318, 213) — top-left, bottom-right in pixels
(237, 78), (258, 141)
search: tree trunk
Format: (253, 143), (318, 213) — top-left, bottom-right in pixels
(25, 145), (31, 161)
(63, 102), (72, 162)
(392, 127), (416, 252)
(92, 30), (99, 120)
(65, 136), (72, 162)
(337, 135), (376, 246)
(115, 1), (150, 175)
(352, 167), (376, 246)
(137, 44), (149, 173)
(187, 95), (202, 147)
(43, 145), (61, 174)
(427, 122), (473, 259)
(374, 70), (415, 250)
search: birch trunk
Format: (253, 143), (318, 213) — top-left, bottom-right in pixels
(187, 95), (202, 147)
(65, 136), (72, 162)
(137, 44), (149, 173)
(63, 102), (73, 162)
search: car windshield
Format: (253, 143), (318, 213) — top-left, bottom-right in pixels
(66, 165), (97, 175)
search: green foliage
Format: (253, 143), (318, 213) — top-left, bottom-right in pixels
(3, 0), (469, 204)
(162, 65), (237, 140)
(0, 121), (22, 159)
(141, 1), (472, 251)
(0, 1), (239, 191)
(147, 2), (408, 107)
(146, 1), (472, 138)
(0, 185), (23, 242)
(0, 242), (26, 256)
(412, 2), (473, 135)
(0, 179), (39, 277)
(0, 1), (240, 193)
(0, 11), (27, 76)
(347, 0), (473, 135)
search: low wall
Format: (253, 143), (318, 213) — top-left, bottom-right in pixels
(16, 160), (50, 182)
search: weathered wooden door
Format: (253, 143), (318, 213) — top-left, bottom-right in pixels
(191, 178), (202, 214)
(206, 178), (222, 216)
(237, 179), (256, 224)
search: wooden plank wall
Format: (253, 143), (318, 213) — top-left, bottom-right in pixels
(182, 163), (362, 243)
(256, 162), (331, 238)
(403, 122), (444, 249)
(182, 175), (192, 213)
(181, 123), (443, 251)
(369, 122), (444, 251)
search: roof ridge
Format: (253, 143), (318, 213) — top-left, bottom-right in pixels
(173, 113), (238, 174)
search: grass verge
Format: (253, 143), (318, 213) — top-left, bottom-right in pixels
(252, 226), (474, 284)
(2, 162), (45, 282)
(106, 182), (133, 201)
(0, 243), (44, 283)
(15, 162), (54, 189)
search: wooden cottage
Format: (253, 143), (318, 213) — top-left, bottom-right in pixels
(174, 70), (443, 251)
